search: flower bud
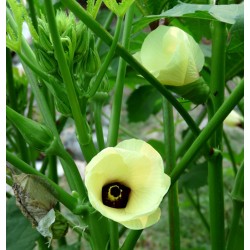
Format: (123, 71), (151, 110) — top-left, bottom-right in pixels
(34, 11), (91, 115)
(134, 26), (210, 104)
(6, 106), (59, 154)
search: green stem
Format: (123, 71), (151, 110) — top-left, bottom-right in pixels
(88, 15), (123, 98)
(6, 150), (79, 212)
(109, 220), (119, 250)
(61, 0), (202, 141)
(6, 48), (30, 163)
(184, 188), (210, 233)
(43, 0), (97, 162)
(226, 201), (243, 250)
(40, 157), (49, 175)
(48, 155), (58, 183)
(120, 230), (143, 250)
(27, 91), (35, 118)
(93, 101), (105, 151)
(47, 89), (59, 184)
(162, 97), (180, 250)
(170, 80), (244, 184)
(58, 151), (87, 199)
(223, 131), (237, 176)
(107, 5), (134, 147)
(207, 16), (227, 250)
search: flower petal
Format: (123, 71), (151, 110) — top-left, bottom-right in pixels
(120, 208), (161, 230)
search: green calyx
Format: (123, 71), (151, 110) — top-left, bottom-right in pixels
(167, 77), (210, 105)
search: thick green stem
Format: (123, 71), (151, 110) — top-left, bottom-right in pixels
(170, 80), (243, 184)
(109, 220), (119, 250)
(43, 0), (97, 162)
(162, 97), (180, 250)
(107, 6), (134, 147)
(120, 230), (143, 250)
(6, 48), (30, 163)
(61, 0), (202, 141)
(6, 150), (78, 212)
(207, 16), (227, 250)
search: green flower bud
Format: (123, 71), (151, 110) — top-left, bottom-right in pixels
(35, 11), (89, 80)
(74, 33), (102, 97)
(84, 35), (101, 77)
(134, 26), (210, 104)
(12, 174), (58, 227)
(34, 11), (92, 115)
(36, 48), (58, 75)
(6, 106), (59, 154)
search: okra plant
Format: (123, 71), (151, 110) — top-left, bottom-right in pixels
(6, 0), (244, 249)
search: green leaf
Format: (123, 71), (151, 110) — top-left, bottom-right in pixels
(227, 14), (244, 54)
(103, 0), (135, 16)
(133, 2), (244, 31)
(179, 162), (208, 190)
(126, 85), (161, 122)
(226, 13), (244, 79)
(6, 197), (40, 250)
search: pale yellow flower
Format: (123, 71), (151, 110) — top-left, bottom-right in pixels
(134, 26), (204, 86)
(85, 139), (170, 230)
